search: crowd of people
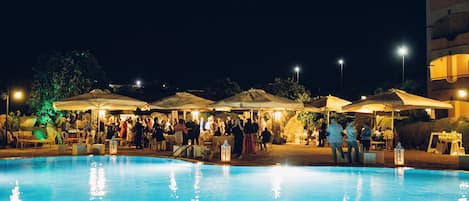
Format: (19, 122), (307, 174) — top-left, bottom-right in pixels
(57, 114), (272, 157)
(322, 117), (397, 165)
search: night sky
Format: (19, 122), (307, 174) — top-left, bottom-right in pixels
(1, 1), (426, 98)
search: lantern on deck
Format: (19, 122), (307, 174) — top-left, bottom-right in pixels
(221, 140), (231, 162)
(394, 142), (405, 166)
(109, 137), (118, 155)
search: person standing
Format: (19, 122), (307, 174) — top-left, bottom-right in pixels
(193, 119), (200, 145)
(346, 121), (359, 164)
(383, 127), (394, 151)
(305, 127), (313, 145)
(260, 128), (272, 151)
(361, 123), (372, 152)
(134, 118), (144, 149)
(326, 118), (344, 164)
(318, 118), (327, 147)
(225, 117), (233, 135)
(174, 119), (188, 146)
(243, 118), (257, 155)
(153, 121), (165, 152)
(232, 118), (244, 157)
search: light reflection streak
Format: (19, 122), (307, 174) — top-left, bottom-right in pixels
(10, 180), (21, 201)
(223, 165), (230, 177)
(395, 167), (405, 184)
(192, 163), (202, 201)
(110, 155), (117, 164)
(271, 165), (282, 199)
(355, 174), (362, 201)
(169, 165), (179, 199)
(459, 181), (469, 201)
(89, 162), (106, 200)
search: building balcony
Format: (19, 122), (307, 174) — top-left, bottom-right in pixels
(428, 75), (469, 100)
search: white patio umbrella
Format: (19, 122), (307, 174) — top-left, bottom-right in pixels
(150, 92), (214, 111)
(53, 89), (149, 133)
(209, 88), (304, 111)
(209, 89), (303, 143)
(53, 89), (148, 111)
(304, 95), (352, 124)
(150, 92), (214, 120)
(342, 88), (453, 130)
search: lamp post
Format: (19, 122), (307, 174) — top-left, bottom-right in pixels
(397, 45), (408, 84)
(338, 59), (344, 88)
(294, 66), (300, 83)
(3, 89), (23, 146)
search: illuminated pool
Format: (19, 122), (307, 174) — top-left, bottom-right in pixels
(0, 156), (468, 201)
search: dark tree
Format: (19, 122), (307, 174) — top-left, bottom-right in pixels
(29, 50), (108, 124)
(262, 77), (311, 102)
(203, 77), (242, 100)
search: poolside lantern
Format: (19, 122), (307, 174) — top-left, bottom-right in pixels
(394, 142), (405, 166)
(109, 137), (118, 155)
(221, 140), (231, 162)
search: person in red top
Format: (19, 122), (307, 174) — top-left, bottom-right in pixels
(120, 120), (127, 139)
(173, 119), (188, 146)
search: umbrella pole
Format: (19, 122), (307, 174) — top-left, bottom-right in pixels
(97, 109), (100, 144)
(327, 110), (330, 125)
(391, 110), (394, 132)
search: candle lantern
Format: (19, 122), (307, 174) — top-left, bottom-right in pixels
(394, 142), (405, 166)
(221, 140), (231, 162)
(109, 137), (118, 155)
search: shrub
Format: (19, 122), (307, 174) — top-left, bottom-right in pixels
(397, 118), (469, 152)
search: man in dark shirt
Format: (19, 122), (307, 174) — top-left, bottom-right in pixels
(260, 128), (271, 151)
(318, 118), (327, 147)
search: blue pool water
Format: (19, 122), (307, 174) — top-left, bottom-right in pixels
(0, 156), (468, 201)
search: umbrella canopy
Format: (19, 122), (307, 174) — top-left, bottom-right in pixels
(342, 89), (453, 131)
(53, 89), (149, 111)
(304, 95), (351, 112)
(149, 92), (214, 110)
(209, 89), (304, 110)
(343, 89), (453, 113)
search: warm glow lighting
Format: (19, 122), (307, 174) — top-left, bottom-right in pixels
(13, 91), (23, 100)
(191, 111), (199, 121)
(394, 142), (405, 166)
(109, 140), (118, 154)
(425, 108), (432, 116)
(221, 140), (231, 162)
(99, 110), (106, 118)
(361, 96), (367, 100)
(273, 111), (282, 121)
(397, 46), (408, 56)
(458, 89), (468, 98)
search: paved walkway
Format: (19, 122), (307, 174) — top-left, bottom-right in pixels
(0, 144), (459, 170)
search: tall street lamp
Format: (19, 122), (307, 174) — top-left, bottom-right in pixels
(397, 45), (408, 84)
(338, 59), (344, 89)
(3, 89), (23, 146)
(294, 66), (300, 83)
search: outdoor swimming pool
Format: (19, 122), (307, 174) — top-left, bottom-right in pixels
(0, 156), (467, 201)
